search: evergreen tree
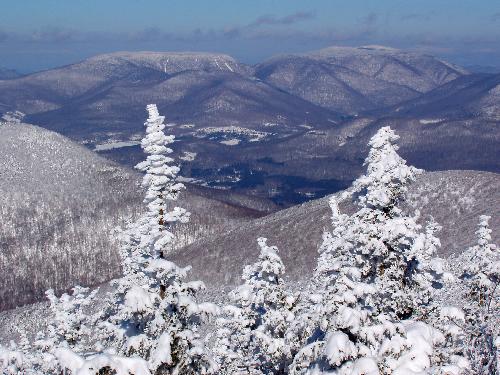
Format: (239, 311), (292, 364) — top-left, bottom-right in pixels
(288, 127), (450, 374)
(0, 341), (31, 374)
(99, 104), (217, 375)
(0, 286), (99, 374)
(457, 215), (499, 374)
(44, 286), (98, 351)
(134, 103), (189, 260)
(215, 238), (296, 374)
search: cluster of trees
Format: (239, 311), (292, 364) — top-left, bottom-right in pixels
(0, 166), (142, 310)
(0, 107), (498, 374)
(0, 125), (261, 312)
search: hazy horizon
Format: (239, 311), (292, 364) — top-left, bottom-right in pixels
(1, 0), (500, 73)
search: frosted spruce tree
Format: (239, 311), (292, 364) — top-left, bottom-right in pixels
(85, 104), (217, 374)
(43, 286), (99, 351)
(0, 104), (217, 375)
(38, 287), (99, 374)
(0, 342), (29, 375)
(0, 286), (99, 374)
(214, 238), (296, 374)
(29, 105), (216, 375)
(288, 127), (452, 374)
(456, 216), (499, 374)
(135, 103), (189, 260)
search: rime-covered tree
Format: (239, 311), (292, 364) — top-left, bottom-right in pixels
(214, 238), (296, 374)
(0, 286), (99, 374)
(44, 286), (98, 351)
(35, 286), (96, 374)
(456, 215), (499, 374)
(95, 104), (217, 375)
(134, 103), (189, 259)
(288, 127), (452, 374)
(0, 342), (31, 374)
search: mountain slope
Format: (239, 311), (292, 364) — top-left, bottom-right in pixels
(1, 48), (498, 206)
(25, 69), (341, 142)
(0, 52), (249, 114)
(255, 46), (467, 114)
(0, 121), (276, 310)
(0, 51), (340, 145)
(0, 170), (497, 341)
(383, 73), (500, 121)
(171, 170), (500, 288)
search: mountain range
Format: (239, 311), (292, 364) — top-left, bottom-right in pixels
(0, 46), (498, 207)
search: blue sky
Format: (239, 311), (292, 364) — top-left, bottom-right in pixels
(1, 0), (499, 72)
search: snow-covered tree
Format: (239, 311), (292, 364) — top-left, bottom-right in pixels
(3, 104), (219, 375)
(43, 286), (98, 351)
(288, 127), (451, 374)
(27, 286), (96, 374)
(214, 238), (296, 374)
(134, 103), (190, 260)
(0, 286), (99, 374)
(96, 104), (217, 375)
(455, 215), (499, 374)
(461, 216), (499, 307)
(0, 342), (31, 375)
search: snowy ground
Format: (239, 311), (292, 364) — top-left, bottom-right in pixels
(94, 141), (140, 151)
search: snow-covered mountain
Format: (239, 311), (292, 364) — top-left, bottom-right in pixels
(0, 51), (340, 141)
(0, 121), (276, 310)
(380, 72), (500, 121)
(0, 52), (249, 114)
(0, 48), (498, 206)
(171, 170), (500, 288)
(255, 45), (467, 114)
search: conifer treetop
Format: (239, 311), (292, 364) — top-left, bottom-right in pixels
(354, 126), (422, 212)
(134, 104), (188, 258)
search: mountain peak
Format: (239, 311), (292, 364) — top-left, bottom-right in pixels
(81, 50), (249, 75)
(88, 50), (238, 62)
(310, 44), (400, 55)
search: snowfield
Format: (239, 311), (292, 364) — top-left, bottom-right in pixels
(94, 140), (140, 151)
(195, 126), (271, 142)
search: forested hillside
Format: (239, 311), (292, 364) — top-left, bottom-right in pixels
(1, 112), (497, 374)
(2, 47), (498, 205)
(0, 121), (275, 310)
(172, 170), (500, 288)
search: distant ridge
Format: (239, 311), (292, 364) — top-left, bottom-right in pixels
(0, 67), (22, 80)
(0, 47), (498, 205)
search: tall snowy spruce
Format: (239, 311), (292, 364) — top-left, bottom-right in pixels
(95, 104), (218, 375)
(214, 238), (296, 374)
(0, 105), (214, 375)
(135, 103), (189, 260)
(288, 127), (454, 374)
